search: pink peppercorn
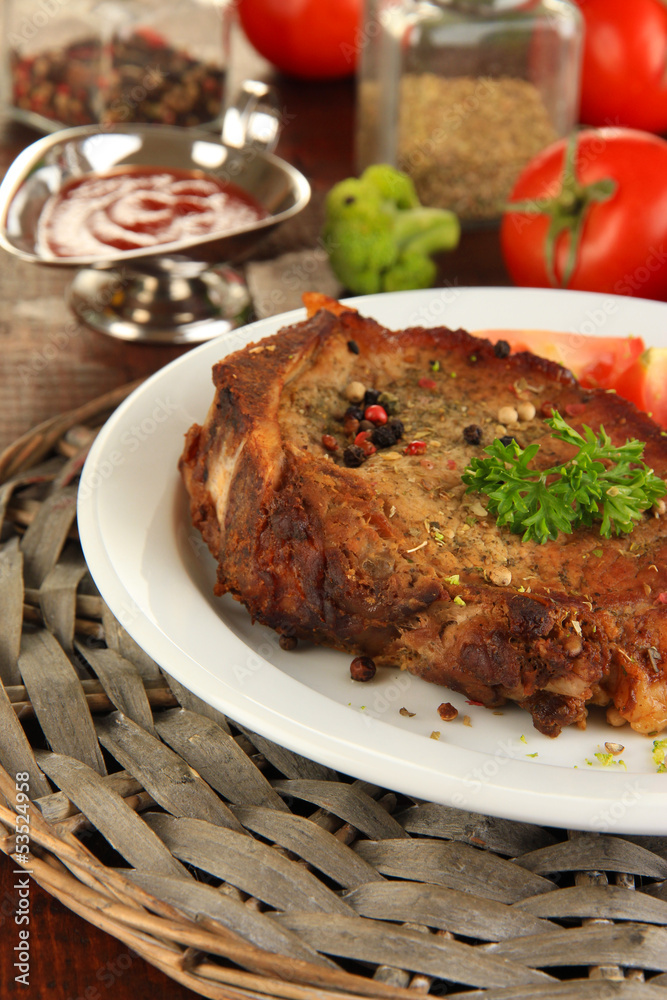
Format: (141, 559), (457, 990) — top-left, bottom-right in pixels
(321, 434), (338, 452)
(354, 431), (377, 456)
(404, 440), (427, 456)
(364, 404), (388, 425)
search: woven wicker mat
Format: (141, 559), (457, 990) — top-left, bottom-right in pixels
(1, 386), (667, 1000)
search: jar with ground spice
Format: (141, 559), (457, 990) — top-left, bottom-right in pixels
(357, 0), (583, 224)
(4, 0), (228, 132)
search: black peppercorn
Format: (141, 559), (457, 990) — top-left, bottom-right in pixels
(363, 388), (381, 407)
(344, 405), (364, 422)
(493, 340), (511, 359)
(350, 656), (376, 681)
(343, 444), (366, 467)
(463, 424), (483, 445)
(371, 424), (397, 448)
(499, 435), (519, 447)
(389, 418), (404, 440)
(347, 339), (360, 354)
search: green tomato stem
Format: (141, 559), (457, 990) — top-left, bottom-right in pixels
(505, 130), (617, 288)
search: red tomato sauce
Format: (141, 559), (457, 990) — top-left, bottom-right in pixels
(38, 167), (268, 257)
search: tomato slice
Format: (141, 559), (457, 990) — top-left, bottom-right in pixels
(613, 347), (667, 429)
(473, 329), (645, 390)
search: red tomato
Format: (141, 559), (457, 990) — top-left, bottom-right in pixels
(613, 346), (667, 428)
(575, 0), (667, 133)
(501, 129), (667, 301)
(474, 329), (646, 390)
(236, 0), (362, 80)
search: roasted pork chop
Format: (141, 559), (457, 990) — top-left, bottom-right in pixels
(180, 296), (667, 737)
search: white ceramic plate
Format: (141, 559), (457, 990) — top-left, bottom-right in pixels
(78, 287), (667, 834)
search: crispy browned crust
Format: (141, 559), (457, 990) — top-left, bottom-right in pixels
(180, 298), (667, 737)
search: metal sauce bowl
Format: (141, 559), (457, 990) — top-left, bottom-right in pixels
(0, 123), (311, 344)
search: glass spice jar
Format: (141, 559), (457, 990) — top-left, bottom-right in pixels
(4, 0), (228, 133)
(357, 0), (583, 224)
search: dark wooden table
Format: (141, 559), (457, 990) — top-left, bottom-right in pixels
(0, 59), (509, 1000)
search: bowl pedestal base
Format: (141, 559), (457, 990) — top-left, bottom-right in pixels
(68, 262), (252, 345)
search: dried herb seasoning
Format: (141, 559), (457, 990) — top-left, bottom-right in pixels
(395, 75), (558, 221)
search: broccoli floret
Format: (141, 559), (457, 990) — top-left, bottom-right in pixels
(322, 165), (460, 295)
(383, 253), (437, 293)
(358, 164), (420, 210)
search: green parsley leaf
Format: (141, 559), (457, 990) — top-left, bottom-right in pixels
(461, 410), (666, 545)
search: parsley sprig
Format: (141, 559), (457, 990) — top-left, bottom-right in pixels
(462, 411), (666, 545)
